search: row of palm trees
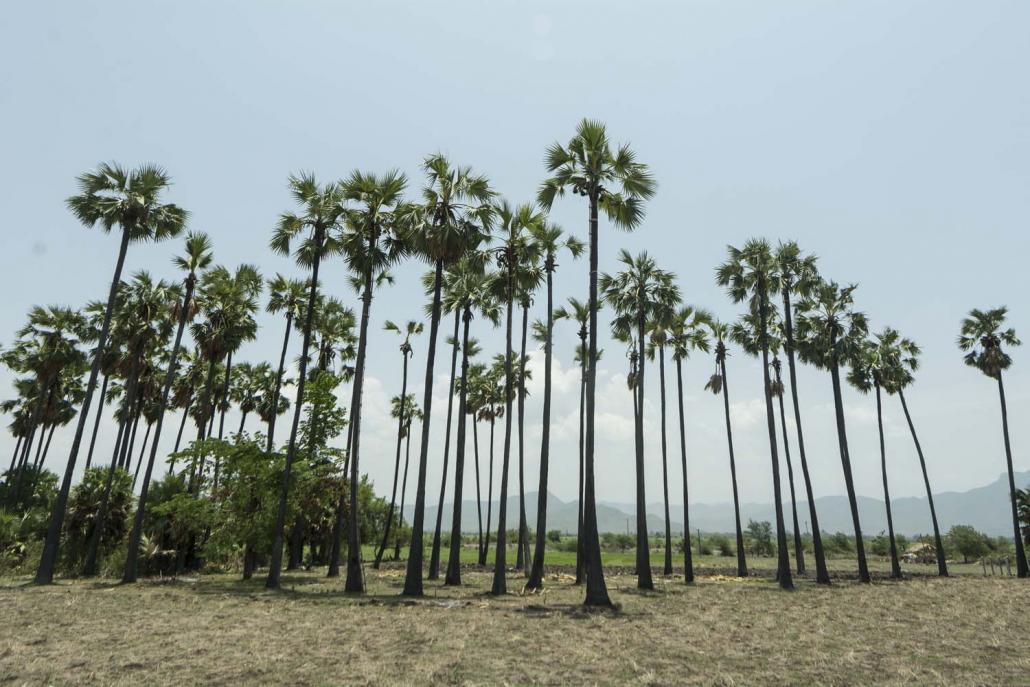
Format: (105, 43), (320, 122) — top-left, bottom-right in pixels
(3, 119), (1026, 608)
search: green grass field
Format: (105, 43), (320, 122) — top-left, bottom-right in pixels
(2, 549), (1026, 685)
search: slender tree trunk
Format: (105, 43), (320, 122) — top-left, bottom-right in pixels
(658, 347), (673, 576)
(675, 357), (694, 583)
(267, 313), (294, 452)
(775, 364), (806, 576)
(85, 373), (110, 470)
(266, 229), (324, 590)
(994, 373), (1028, 577)
(829, 354), (870, 583)
(516, 301), (530, 574)
(575, 342), (586, 585)
(429, 309), (461, 580)
(472, 413), (483, 565)
(446, 306), (474, 585)
(719, 356), (748, 577)
(217, 352), (233, 441)
(4, 436), (23, 492)
(582, 191), (611, 606)
(875, 383), (902, 578)
(781, 287), (829, 584)
(634, 311), (654, 590)
(327, 414), (356, 577)
(395, 426), (412, 561)
(403, 259), (445, 597)
(491, 272), (516, 596)
(123, 275), (195, 582)
(237, 411), (248, 436)
(480, 417), (495, 566)
(37, 424), (56, 470)
(375, 349), (410, 568)
(527, 267), (555, 590)
(132, 422), (152, 491)
(896, 389), (950, 577)
(173, 390), (192, 455)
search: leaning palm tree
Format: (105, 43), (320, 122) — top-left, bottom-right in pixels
(264, 274), (307, 451)
(718, 239), (793, 590)
(796, 280), (871, 583)
(704, 320), (748, 577)
(37, 163), (187, 584)
(123, 231), (212, 583)
(265, 173), (345, 590)
(775, 241), (829, 583)
(669, 306), (710, 583)
(538, 118), (655, 606)
(958, 307), (1027, 577)
(601, 250), (679, 590)
(526, 222), (583, 590)
(374, 320), (422, 569)
(402, 157), (493, 597)
(848, 333), (903, 579)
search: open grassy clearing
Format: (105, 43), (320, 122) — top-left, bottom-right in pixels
(2, 556), (1026, 686)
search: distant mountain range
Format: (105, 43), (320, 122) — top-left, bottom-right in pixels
(408, 471), (1030, 537)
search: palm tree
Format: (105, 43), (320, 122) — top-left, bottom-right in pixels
(394, 397), (422, 561)
(514, 261), (544, 574)
(848, 332), (903, 579)
(958, 307), (1026, 577)
(464, 361), (490, 565)
(538, 118), (655, 606)
(704, 320), (748, 577)
(36, 163), (187, 584)
(770, 355), (806, 577)
(601, 250), (678, 590)
(669, 306), (710, 583)
(374, 320), (422, 568)
(796, 280), (871, 583)
(123, 231), (212, 583)
(337, 169), (410, 593)
(265, 274), (308, 451)
(403, 156), (493, 597)
(265, 173), (345, 590)
(476, 362), (506, 566)
(718, 239), (793, 590)
(526, 223), (583, 590)
(775, 241), (829, 583)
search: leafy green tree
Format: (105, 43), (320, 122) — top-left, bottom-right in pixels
(947, 525), (991, 563)
(746, 519), (774, 556)
(958, 307), (1027, 577)
(64, 466), (133, 572)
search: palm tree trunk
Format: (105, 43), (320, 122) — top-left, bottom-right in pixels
(829, 354), (870, 583)
(480, 417), (495, 566)
(123, 275), (195, 582)
(446, 306), (474, 585)
(658, 346), (673, 576)
(491, 272), (516, 596)
(375, 349), (410, 568)
(675, 357), (694, 583)
(237, 411), (248, 436)
(132, 422), (152, 491)
(775, 364), (806, 576)
(896, 389), (950, 577)
(720, 356), (748, 577)
(403, 258), (446, 597)
(995, 373), (1028, 577)
(173, 390), (192, 456)
(267, 313), (293, 452)
(429, 309), (461, 580)
(395, 425), (412, 561)
(85, 373), (110, 470)
(634, 311), (654, 590)
(875, 383), (902, 579)
(4, 436), (23, 494)
(327, 415), (356, 577)
(575, 342), (586, 585)
(781, 287), (829, 584)
(266, 228), (324, 590)
(527, 268), (555, 590)
(516, 301), (530, 574)
(217, 352), (233, 441)
(472, 413), (484, 565)
(582, 190), (611, 606)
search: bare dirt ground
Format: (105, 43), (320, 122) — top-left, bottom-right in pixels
(1, 562), (1027, 686)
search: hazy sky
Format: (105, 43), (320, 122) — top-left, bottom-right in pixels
(2, 1), (1028, 516)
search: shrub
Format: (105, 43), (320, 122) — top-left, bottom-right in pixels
(547, 529), (562, 544)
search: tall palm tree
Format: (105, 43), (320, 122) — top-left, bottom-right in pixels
(848, 332), (903, 579)
(374, 320), (422, 568)
(337, 169), (410, 593)
(958, 307), (1026, 577)
(394, 396), (422, 561)
(476, 362), (506, 566)
(796, 280), (871, 583)
(265, 274), (307, 451)
(464, 361), (490, 565)
(486, 201), (539, 596)
(601, 250), (678, 590)
(669, 306), (710, 583)
(514, 261), (544, 574)
(775, 241), (828, 583)
(538, 118), (655, 606)
(770, 355), (806, 577)
(37, 163), (186, 584)
(526, 223), (583, 590)
(265, 173), (345, 590)
(403, 156), (493, 597)
(718, 239), (793, 590)
(123, 231), (212, 583)
(704, 320), (748, 577)
(884, 331), (948, 577)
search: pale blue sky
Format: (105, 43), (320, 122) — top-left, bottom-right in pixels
(2, 1), (1028, 514)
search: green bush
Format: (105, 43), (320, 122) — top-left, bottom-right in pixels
(63, 466), (135, 571)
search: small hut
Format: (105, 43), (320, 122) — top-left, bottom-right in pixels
(902, 542), (936, 564)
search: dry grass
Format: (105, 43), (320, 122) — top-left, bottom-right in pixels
(1, 562), (1027, 686)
